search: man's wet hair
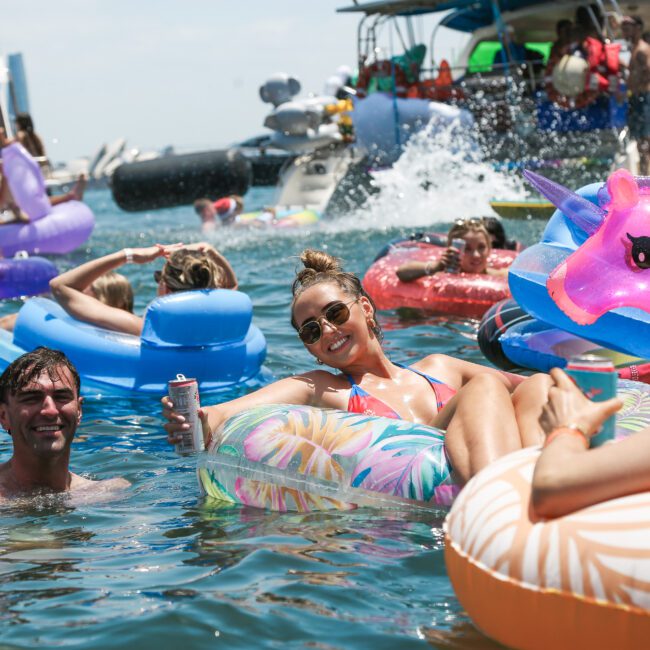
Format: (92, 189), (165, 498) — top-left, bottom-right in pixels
(0, 347), (80, 403)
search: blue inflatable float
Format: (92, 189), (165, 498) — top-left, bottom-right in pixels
(0, 289), (267, 394)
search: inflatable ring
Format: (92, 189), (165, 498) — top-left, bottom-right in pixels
(363, 241), (515, 319)
(445, 379), (650, 650)
(0, 254), (57, 299)
(198, 404), (459, 512)
(478, 299), (645, 374)
(0, 290), (266, 394)
(1, 143), (94, 256)
(511, 169), (650, 360)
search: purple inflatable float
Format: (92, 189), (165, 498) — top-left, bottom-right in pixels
(1, 143), (94, 256)
(0, 253), (58, 299)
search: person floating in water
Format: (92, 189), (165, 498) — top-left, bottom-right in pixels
(164, 248), (551, 486)
(193, 195), (244, 232)
(0, 127), (87, 225)
(396, 218), (514, 282)
(0, 347), (129, 500)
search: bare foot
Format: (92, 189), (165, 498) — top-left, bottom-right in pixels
(10, 205), (29, 223)
(69, 174), (87, 201)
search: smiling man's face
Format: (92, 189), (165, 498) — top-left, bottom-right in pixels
(0, 366), (82, 458)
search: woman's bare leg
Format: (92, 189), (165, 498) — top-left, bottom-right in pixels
(511, 373), (553, 447)
(436, 374), (522, 485)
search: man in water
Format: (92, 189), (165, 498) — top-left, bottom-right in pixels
(623, 15), (650, 175)
(193, 195), (244, 232)
(0, 347), (129, 499)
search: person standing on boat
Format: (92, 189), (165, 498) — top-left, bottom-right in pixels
(14, 113), (49, 174)
(0, 347), (129, 500)
(622, 15), (650, 175)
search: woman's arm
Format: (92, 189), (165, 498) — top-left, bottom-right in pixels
(49, 245), (173, 336)
(396, 249), (455, 282)
(162, 370), (339, 446)
(531, 368), (634, 518)
(184, 242), (238, 289)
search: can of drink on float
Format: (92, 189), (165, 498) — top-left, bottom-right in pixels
(564, 355), (617, 448)
(447, 238), (466, 274)
(168, 374), (203, 454)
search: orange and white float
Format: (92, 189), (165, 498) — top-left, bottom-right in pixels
(444, 381), (650, 650)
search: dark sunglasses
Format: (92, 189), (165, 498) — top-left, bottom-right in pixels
(153, 270), (162, 283)
(297, 300), (357, 345)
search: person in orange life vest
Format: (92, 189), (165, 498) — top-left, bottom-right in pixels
(193, 195), (244, 232)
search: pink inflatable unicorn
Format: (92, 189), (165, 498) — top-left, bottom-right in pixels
(524, 168), (650, 325)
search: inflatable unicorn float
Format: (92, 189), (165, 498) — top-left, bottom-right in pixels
(480, 168), (650, 373)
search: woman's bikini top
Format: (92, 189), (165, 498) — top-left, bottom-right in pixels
(345, 363), (456, 420)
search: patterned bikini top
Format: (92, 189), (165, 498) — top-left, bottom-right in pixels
(346, 364), (456, 419)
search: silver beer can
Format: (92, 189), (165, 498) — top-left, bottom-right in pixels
(168, 374), (203, 454)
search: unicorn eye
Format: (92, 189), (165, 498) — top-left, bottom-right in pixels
(627, 233), (650, 269)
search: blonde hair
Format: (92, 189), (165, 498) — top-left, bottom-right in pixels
(447, 221), (492, 248)
(91, 272), (134, 312)
(160, 249), (224, 292)
(291, 249), (382, 341)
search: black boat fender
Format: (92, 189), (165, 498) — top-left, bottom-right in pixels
(111, 148), (251, 212)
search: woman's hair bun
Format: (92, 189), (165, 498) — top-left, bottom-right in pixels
(185, 258), (213, 288)
(300, 249), (342, 274)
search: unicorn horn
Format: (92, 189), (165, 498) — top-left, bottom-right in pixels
(523, 169), (605, 235)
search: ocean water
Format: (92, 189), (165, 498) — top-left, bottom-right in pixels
(0, 140), (551, 649)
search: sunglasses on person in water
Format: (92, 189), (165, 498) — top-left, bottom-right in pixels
(297, 300), (357, 345)
(153, 270), (162, 283)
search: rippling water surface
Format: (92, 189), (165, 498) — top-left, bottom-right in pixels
(0, 149), (548, 648)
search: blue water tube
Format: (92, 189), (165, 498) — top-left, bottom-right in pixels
(0, 255), (58, 299)
(0, 143), (94, 256)
(508, 181), (650, 359)
(0, 289), (267, 393)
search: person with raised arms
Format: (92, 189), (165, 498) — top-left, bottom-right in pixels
(0, 347), (129, 500)
(163, 249), (550, 485)
(49, 242), (237, 336)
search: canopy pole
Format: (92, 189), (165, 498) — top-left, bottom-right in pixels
(491, 0), (511, 81)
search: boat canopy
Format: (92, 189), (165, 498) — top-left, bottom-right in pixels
(338, 0), (580, 32)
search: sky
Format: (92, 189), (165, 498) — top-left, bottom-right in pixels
(2, 1), (463, 163)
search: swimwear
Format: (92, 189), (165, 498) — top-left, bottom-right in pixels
(629, 92), (650, 140)
(346, 363), (456, 419)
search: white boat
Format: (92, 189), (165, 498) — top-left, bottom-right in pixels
(337, 0), (650, 172)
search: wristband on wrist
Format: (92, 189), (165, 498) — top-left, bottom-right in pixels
(124, 248), (134, 264)
(544, 424), (589, 449)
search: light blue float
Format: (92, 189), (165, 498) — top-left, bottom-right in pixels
(0, 289), (267, 394)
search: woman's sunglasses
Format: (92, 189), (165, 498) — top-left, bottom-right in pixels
(297, 300), (357, 345)
(153, 270), (162, 283)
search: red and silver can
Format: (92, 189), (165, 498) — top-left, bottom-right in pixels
(565, 355), (617, 447)
(168, 374), (203, 454)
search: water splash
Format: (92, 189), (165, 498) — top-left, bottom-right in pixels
(326, 118), (528, 234)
